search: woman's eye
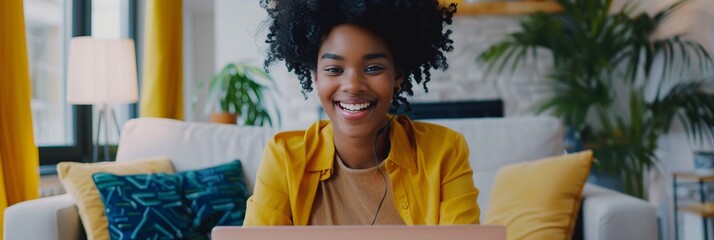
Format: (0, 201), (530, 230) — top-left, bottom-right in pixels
(365, 65), (385, 73)
(324, 67), (343, 74)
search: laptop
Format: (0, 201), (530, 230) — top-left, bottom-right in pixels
(212, 225), (505, 240)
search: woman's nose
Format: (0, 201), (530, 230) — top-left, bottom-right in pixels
(341, 70), (367, 93)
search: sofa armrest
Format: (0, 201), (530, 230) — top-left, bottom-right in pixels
(581, 184), (657, 240)
(4, 194), (83, 240)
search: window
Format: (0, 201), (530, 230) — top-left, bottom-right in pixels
(25, 0), (72, 147)
(25, 0), (137, 166)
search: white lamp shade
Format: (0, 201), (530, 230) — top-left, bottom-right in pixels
(67, 37), (138, 104)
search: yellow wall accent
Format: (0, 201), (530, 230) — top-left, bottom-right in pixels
(0, 0), (41, 237)
(140, 0), (184, 120)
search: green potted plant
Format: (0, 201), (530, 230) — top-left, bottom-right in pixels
(478, 0), (714, 198)
(198, 61), (280, 126)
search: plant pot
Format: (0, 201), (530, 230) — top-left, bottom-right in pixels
(210, 112), (238, 124)
(694, 151), (714, 176)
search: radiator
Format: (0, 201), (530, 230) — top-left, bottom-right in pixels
(39, 175), (66, 198)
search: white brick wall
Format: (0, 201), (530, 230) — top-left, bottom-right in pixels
(411, 16), (553, 118)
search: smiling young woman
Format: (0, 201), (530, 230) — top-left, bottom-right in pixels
(244, 0), (480, 226)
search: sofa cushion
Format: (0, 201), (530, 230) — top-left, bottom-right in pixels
(484, 150), (592, 240)
(57, 156), (174, 240)
(93, 160), (248, 239)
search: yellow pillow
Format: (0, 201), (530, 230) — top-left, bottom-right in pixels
(484, 150), (593, 240)
(57, 157), (174, 240)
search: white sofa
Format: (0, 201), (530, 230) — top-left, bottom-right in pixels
(4, 117), (657, 240)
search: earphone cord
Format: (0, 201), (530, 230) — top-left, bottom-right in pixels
(370, 114), (396, 225)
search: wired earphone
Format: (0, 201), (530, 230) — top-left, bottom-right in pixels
(370, 113), (397, 225)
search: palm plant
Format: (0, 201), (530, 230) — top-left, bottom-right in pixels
(478, 0), (714, 198)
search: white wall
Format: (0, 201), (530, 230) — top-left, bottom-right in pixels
(214, 0), (264, 67)
(183, 0), (215, 122)
(652, 0), (714, 171)
(645, 1), (714, 239)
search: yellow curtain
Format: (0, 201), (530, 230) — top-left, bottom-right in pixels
(0, 0), (41, 237)
(140, 0), (184, 119)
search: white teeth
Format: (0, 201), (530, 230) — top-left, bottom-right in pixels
(339, 102), (371, 111)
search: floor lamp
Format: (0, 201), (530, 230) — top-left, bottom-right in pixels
(67, 37), (138, 162)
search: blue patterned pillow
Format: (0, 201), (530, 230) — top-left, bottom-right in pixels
(93, 160), (248, 240)
(182, 160), (248, 233)
(92, 173), (203, 239)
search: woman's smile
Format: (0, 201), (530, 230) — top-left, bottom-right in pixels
(334, 100), (375, 120)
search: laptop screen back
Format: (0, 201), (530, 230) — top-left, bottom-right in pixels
(212, 225), (505, 240)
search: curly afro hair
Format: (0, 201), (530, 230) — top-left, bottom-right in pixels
(261, 0), (457, 112)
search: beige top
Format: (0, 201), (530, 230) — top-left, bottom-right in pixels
(308, 154), (405, 225)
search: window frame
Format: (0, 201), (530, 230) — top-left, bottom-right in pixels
(38, 0), (139, 167)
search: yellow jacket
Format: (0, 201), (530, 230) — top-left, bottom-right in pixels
(244, 115), (480, 225)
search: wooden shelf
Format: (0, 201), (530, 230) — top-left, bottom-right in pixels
(441, 0), (563, 15)
(680, 203), (714, 218)
(673, 172), (714, 182)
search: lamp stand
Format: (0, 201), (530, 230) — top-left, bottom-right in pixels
(93, 104), (121, 162)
